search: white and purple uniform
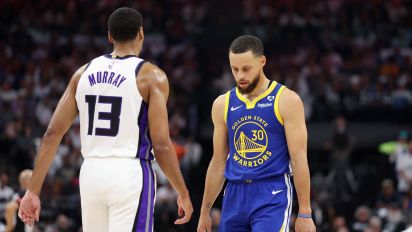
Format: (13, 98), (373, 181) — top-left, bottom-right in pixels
(75, 54), (155, 232)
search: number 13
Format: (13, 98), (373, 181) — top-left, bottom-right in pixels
(85, 95), (122, 137)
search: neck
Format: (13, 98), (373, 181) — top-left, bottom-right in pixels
(112, 42), (141, 57)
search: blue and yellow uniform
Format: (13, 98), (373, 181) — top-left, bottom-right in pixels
(221, 81), (293, 232)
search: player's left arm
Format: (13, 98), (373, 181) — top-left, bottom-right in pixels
(280, 89), (315, 231)
(28, 65), (84, 195)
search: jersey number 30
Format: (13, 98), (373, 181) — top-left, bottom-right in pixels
(85, 95), (122, 137)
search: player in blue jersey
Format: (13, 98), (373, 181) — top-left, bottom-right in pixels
(197, 35), (316, 232)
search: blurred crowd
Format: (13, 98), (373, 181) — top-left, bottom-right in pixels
(1, 0), (412, 231)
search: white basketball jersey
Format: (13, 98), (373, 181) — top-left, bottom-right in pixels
(75, 54), (153, 160)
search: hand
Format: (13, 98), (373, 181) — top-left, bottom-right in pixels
(197, 212), (213, 232)
(174, 194), (193, 224)
(18, 190), (41, 227)
(295, 217), (316, 232)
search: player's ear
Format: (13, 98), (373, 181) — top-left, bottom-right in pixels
(138, 27), (144, 41)
(261, 55), (266, 67)
(108, 31), (114, 44)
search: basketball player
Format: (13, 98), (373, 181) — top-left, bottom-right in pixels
(4, 169), (33, 232)
(18, 7), (193, 232)
(197, 35), (316, 232)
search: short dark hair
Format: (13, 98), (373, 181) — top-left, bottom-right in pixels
(229, 35), (264, 56)
(108, 7), (143, 42)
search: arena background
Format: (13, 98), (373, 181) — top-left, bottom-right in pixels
(1, 0), (412, 231)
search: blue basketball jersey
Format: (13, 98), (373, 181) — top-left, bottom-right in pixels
(224, 81), (291, 181)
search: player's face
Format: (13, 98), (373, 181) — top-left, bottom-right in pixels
(229, 51), (265, 94)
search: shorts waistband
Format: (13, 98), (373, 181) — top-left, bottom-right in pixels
(228, 175), (289, 184)
(83, 156), (152, 161)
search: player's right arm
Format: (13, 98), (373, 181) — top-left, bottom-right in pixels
(19, 65), (85, 226)
(137, 62), (193, 224)
(197, 94), (229, 232)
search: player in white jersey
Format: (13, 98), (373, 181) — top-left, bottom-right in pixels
(18, 7), (193, 232)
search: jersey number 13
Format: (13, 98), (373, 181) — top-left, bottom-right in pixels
(85, 95), (122, 137)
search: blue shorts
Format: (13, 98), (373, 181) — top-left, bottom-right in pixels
(219, 174), (293, 232)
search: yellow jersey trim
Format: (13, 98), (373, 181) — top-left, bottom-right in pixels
(235, 81), (277, 109)
(224, 91), (230, 123)
(274, 86), (286, 125)
(279, 222), (285, 232)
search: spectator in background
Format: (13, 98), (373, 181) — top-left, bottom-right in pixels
(44, 214), (72, 232)
(0, 173), (15, 224)
(4, 169), (32, 232)
(376, 179), (400, 210)
(0, 122), (19, 174)
(181, 137), (202, 182)
(402, 185), (412, 213)
(381, 202), (406, 232)
(0, 120), (34, 178)
(387, 131), (410, 163)
(352, 206), (371, 232)
(396, 140), (412, 194)
(332, 215), (348, 232)
(379, 130), (412, 192)
(365, 216), (382, 232)
(325, 116), (357, 199)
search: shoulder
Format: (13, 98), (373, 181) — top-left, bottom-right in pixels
(74, 64), (89, 78)
(279, 88), (304, 117)
(211, 93), (229, 123)
(213, 93), (228, 111)
(72, 64), (89, 83)
(70, 64), (89, 91)
(138, 62), (167, 84)
(136, 62), (168, 102)
(280, 88), (302, 105)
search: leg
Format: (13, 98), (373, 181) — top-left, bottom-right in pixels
(108, 191), (141, 232)
(250, 174), (293, 232)
(80, 160), (109, 232)
(219, 183), (250, 232)
(81, 199), (109, 232)
(108, 159), (154, 232)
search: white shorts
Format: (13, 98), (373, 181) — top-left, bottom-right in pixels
(79, 158), (156, 232)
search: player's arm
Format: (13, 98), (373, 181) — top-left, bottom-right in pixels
(28, 65), (84, 195)
(200, 95), (228, 214)
(5, 201), (18, 232)
(279, 89), (312, 214)
(138, 63), (192, 224)
(19, 65), (85, 225)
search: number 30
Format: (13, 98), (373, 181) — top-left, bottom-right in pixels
(251, 130), (264, 141)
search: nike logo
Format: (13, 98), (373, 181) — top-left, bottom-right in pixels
(272, 190), (283, 195)
(230, 105), (242, 111)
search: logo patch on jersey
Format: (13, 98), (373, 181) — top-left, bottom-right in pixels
(267, 95), (275, 101)
(230, 105), (242, 111)
(231, 116), (272, 168)
(257, 103), (273, 108)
